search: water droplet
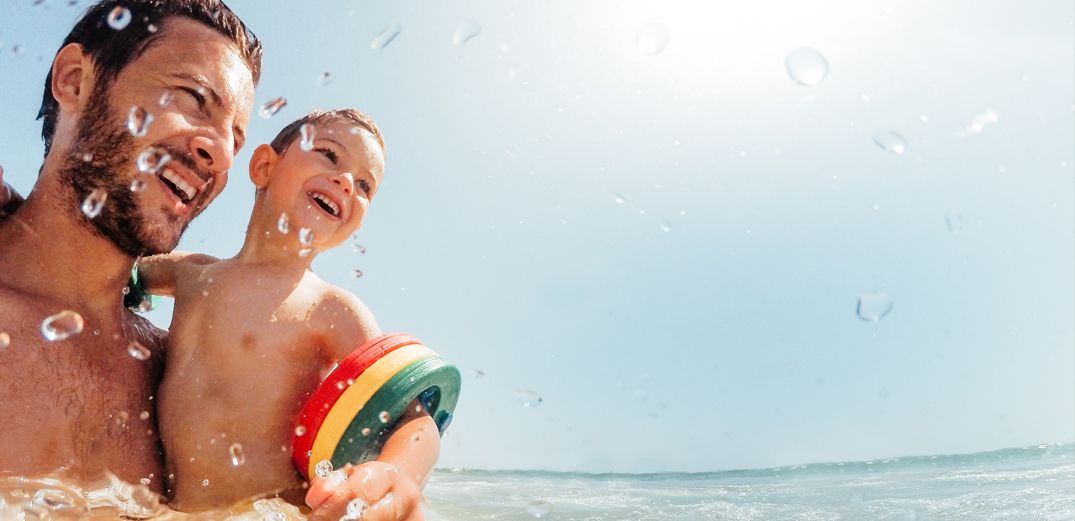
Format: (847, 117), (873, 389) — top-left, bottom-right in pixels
(81, 189), (107, 218)
(299, 123), (316, 151)
(139, 410), (150, 420)
(147, 23), (158, 33)
(294, 425), (307, 436)
(317, 72), (333, 86)
(453, 19), (482, 46)
(612, 194), (626, 204)
(106, 6), (131, 30)
(136, 147), (171, 174)
(636, 22), (670, 55)
(229, 443), (246, 466)
(41, 310), (84, 341)
(872, 130), (908, 155)
(201, 479), (209, 487)
(856, 292), (894, 322)
(346, 498), (369, 519)
(351, 243), (366, 254)
(945, 212), (963, 234)
(127, 341), (151, 361)
(139, 477), (151, 485)
(277, 213), (290, 234)
(33, 488), (77, 511)
(351, 269), (364, 279)
(526, 500), (551, 518)
(314, 460), (333, 479)
(361, 427), (371, 436)
(371, 23), (402, 50)
(515, 389), (543, 407)
(470, 368), (486, 378)
(298, 227), (314, 246)
(158, 91), (174, 107)
(130, 178), (147, 193)
(959, 109), (999, 137)
(659, 221), (672, 232)
(919, 115), (929, 123)
(259, 97), (287, 119)
(126, 106), (153, 137)
(0, 332), (9, 349)
(784, 47), (829, 86)
(298, 248), (313, 258)
(378, 411), (391, 423)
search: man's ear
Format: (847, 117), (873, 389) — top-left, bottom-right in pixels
(249, 144), (279, 189)
(51, 43), (95, 113)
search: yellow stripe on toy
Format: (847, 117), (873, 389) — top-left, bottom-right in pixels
(307, 343), (436, 476)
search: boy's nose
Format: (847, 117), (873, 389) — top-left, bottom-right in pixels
(333, 172), (355, 195)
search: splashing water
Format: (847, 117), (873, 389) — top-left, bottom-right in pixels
(958, 109), (999, 137)
(229, 443), (246, 467)
(40, 311), (84, 342)
(612, 194), (627, 204)
(872, 130), (908, 155)
(259, 97), (287, 119)
(106, 6), (131, 30)
(636, 22), (670, 55)
(158, 91), (174, 107)
(126, 106), (152, 137)
(784, 47), (829, 86)
(298, 228), (314, 246)
(371, 23), (402, 50)
(277, 213), (290, 234)
(136, 147), (171, 174)
(351, 269), (364, 279)
(361, 427), (371, 437)
(129, 179), (147, 193)
(294, 425), (307, 437)
(299, 123), (316, 151)
(81, 189), (107, 219)
(352, 243), (366, 254)
(344, 498), (368, 520)
(379, 411), (391, 424)
(515, 389), (543, 407)
(126, 341), (151, 361)
(314, 460), (334, 479)
(453, 19), (482, 46)
(317, 72), (333, 86)
(856, 292), (894, 322)
(526, 500), (552, 518)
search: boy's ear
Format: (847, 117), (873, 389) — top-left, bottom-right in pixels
(249, 144), (279, 189)
(51, 43), (95, 113)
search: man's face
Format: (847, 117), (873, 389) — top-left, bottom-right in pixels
(60, 18), (255, 256)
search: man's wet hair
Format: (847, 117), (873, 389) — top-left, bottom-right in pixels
(38, 0), (263, 155)
(270, 109), (386, 156)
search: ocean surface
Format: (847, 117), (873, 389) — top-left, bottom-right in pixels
(425, 443), (1074, 521)
(0, 443), (1071, 519)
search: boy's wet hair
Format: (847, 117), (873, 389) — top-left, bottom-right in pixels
(38, 0), (263, 155)
(270, 109), (386, 156)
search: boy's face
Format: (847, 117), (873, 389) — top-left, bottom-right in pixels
(265, 120), (384, 249)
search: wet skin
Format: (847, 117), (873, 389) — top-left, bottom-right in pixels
(0, 18), (254, 492)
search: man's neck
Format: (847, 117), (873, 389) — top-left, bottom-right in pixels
(0, 176), (134, 315)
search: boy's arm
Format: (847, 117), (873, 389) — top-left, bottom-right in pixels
(137, 251), (219, 297)
(0, 165), (25, 218)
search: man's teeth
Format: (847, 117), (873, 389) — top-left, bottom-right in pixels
(161, 168), (197, 202)
(311, 192), (340, 217)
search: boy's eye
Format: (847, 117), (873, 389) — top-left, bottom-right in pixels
(316, 148), (338, 164)
(358, 180), (371, 195)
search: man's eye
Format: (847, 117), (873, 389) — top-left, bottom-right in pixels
(179, 87), (206, 107)
(316, 148), (338, 163)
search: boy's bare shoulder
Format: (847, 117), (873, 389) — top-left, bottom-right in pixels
(305, 277), (382, 360)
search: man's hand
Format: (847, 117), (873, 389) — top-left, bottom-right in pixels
(306, 461), (425, 521)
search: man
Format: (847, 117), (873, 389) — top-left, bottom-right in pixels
(0, 2), (423, 519)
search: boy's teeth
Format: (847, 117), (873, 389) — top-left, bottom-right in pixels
(311, 192), (340, 216)
(161, 168), (196, 201)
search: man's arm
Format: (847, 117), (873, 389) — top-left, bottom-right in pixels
(137, 251), (219, 297)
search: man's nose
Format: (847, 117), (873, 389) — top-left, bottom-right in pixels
(189, 134), (233, 176)
(333, 172), (355, 195)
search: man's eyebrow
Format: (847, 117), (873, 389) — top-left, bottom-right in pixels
(169, 73), (223, 107)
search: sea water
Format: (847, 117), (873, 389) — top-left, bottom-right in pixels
(424, 443), (1074, 521)
(0, 443), (1070, 519)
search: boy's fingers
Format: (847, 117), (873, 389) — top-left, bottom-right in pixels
(305, 469), (348, 510)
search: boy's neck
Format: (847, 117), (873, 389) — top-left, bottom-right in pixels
(235, 203), (320, 269)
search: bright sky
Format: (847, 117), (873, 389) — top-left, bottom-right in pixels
(0, 0), (1072, 473)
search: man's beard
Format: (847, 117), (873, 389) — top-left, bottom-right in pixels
(58, 84), (190, 257)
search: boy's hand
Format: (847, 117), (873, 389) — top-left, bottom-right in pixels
(306, 461), (425, 521)
(0, 164), (25, 217)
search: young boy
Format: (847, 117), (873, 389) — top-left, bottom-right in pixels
(138, 109), (438, 514)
